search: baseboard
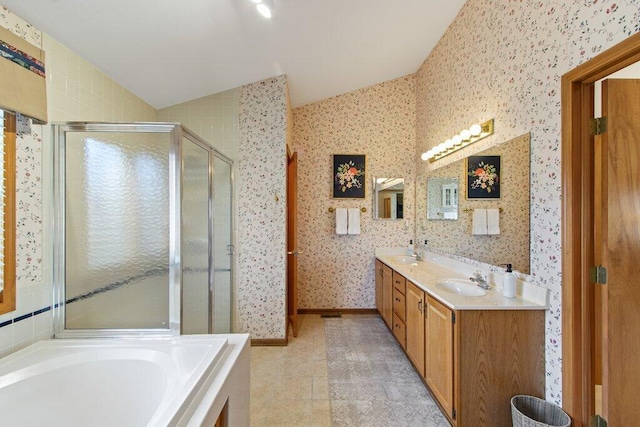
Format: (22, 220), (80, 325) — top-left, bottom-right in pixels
(251, 338), (288, 346)
(297, 308), (379, 315)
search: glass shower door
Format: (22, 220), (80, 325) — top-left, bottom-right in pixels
(181, 136), (211, 334)
(61, 130), (172, 331)
(53, 122), (234, 338)
(213, 155), (233, 333)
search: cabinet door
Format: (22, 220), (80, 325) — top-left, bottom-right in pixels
(425, 295), (454, 419)
(382, 265), (393, 328)
(375, 260), (383, 315)
(405, 281), (425, 377)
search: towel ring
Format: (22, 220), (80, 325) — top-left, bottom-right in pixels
(328, 207), (367, 213)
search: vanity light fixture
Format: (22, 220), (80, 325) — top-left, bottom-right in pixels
(421, 119), (494, 162)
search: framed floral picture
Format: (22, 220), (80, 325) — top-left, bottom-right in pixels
(466, 155), (500, 199)
(333, 154), (366, 198)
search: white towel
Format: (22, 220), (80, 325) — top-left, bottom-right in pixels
(487, 208), (500, 235)
(347, 208), (361, 235)
(336, 208), (348, 235)
(472, 209), (487, 235)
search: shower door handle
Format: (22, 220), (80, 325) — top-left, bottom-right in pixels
(227, 245), (235, 255)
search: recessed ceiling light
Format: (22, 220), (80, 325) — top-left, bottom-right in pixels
(256, 3), (272, 18)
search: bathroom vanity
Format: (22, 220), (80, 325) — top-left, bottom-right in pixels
(375, 253), (547, 427)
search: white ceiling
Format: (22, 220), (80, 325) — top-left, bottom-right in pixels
(2, 0), (466, 109)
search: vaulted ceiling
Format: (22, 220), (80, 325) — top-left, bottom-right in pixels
(2, 0), (466, 108)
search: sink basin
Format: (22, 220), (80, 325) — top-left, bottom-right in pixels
(395, 256), (418, 265)
(434, 278), (487, 297)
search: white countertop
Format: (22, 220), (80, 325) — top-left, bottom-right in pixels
(376, 253), (548, 311)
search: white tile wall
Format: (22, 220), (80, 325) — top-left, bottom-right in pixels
(0, 4), (158, 357)
(158, 89), (239, 160)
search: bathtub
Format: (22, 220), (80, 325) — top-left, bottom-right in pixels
(0, 334), (250, 426)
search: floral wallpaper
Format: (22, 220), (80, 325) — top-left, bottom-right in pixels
(0, 7), (43, 286)
(292, 76), (416, 309)
(237, 75), (289, 339)
(417, 133), (530, 274)
(415, 0), (640, 403)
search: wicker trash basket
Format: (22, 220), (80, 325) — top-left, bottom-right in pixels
(511, 395), (571, 427)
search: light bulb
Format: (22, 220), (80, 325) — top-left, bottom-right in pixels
(444, 139), (454, 149)
(421, 152), (430, 161)
(256, 3), (272, 18)
(436, 143), (447, 153)
(460, 129), (471, 141)
(452, 135), (462, 146)
(470, 123), (482, 136)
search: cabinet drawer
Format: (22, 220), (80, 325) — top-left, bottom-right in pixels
(393, 313), (406, 349)
(393, 288), (406, 322)
(392, 271), (406, 294)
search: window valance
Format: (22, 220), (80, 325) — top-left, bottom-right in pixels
(0, 26), (47, 124)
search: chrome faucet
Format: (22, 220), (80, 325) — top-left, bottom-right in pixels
(469, 271), (490, 290)
(411, 252), (423, 262)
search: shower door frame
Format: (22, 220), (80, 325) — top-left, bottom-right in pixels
(51, 122), (234, 338)
(181, 125), (235, 335)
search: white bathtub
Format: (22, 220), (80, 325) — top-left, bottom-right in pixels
(0, 334), (250, 426)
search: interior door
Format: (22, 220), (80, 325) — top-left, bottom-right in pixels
(287, 152), (299, 337)
(596, 78), (640, 424)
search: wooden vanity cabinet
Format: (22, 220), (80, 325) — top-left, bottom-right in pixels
(405, 281), (425, 376)
(375, 260), (545, 426)
(453, 309), (545, 426)
(381, 264), (393, 328)
(425, 295), (454, 420)
(392, 271), (407, 348)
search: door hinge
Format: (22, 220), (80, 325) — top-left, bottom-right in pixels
(452, 408), (457, 420)
(591, 415), (607, 427)
(590, 265), (608, 285)
(452, 313), (456, 324)
(590, 117), (607, 135)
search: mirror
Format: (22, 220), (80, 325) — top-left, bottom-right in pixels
(373, 177), (405, 219)
(427, 177), (459, 220)
(417, 133), (530, 273)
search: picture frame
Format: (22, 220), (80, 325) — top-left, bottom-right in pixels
(333, 154), (366, 198)
(466, 155), (501, 199)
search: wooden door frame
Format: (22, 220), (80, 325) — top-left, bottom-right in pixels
(561, 32), (640, 425)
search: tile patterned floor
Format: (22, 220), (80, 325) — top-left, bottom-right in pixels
(325, 315), (449, 426)
(251, 315), (331, 426)
(250, 314), (450, 426)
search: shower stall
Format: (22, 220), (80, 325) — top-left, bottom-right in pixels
(51, 122), (233, 337)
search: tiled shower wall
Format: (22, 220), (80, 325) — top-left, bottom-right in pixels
(414, 0), (639, 403)
(292, 75), (416, 309)
(157, 89), (239, 161)
(0, 5), (157, 357)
